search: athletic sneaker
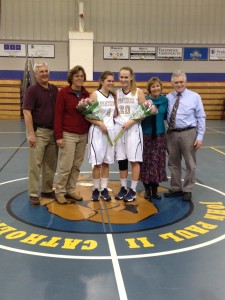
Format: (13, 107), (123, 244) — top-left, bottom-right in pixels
(91, 189), (100, 201)
(100, 188), (111, 201)
(115, 186), (128, 200)
(123, 188), (136, 202)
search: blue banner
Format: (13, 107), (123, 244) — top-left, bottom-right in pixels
(183, 47), (208, 61)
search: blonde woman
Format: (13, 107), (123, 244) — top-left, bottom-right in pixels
(114, 66), (145, 202)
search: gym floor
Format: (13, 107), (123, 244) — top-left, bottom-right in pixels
(0, 119), (225, 300)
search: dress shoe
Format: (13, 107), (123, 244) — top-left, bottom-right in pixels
(29, 196), (40, 205)
(55, 195), (68, 204)
(164, 190), (183, 197)
(65, 191), (83, 201)
(152, 193), (162, 200)
(182, 192), (192, 201)
(151, 184), (161, 199)
(41, 191), (55, 198)
(144, 189), (152, 200)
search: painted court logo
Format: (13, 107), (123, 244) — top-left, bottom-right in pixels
(1, 177), (225, 258)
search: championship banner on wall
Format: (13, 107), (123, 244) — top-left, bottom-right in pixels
(103, 46), (129, 60)
(209, 48), (225, 60)
(183, 47), (208, 61)
(130, 47), (156, 60)
(157, 47), (182, 60)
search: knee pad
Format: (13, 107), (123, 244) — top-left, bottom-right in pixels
(118, 159), (128, 171)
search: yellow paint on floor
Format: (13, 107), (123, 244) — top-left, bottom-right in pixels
(210, 147), (225, 155)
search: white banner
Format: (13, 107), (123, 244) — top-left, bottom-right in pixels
(28, 44), (55, 58)
(103, 46), (129, 60)
(157, 47), (183, 60)
(209, 48), (225, 60)
(130, 47), (156, 60)
(0, 43), (26, 57)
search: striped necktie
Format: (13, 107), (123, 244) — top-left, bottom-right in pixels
(168, 93), (181, 130)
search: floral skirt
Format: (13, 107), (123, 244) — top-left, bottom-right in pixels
(140, 134), (168, 184)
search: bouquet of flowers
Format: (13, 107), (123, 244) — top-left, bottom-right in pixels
(113, 100), (158, 143)
(76, 98), (113, 146)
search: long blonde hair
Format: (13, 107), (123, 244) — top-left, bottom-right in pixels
(119, 66), (137, 96)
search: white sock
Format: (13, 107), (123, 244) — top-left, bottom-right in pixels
(131, 180), (138, 191)
(100, 178), (108, 190)
(120, 178), (127, 189)
(93, 179), (100, 190)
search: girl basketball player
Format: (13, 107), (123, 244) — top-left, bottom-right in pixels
(87, 71), (116, 201)
(114, 66), (145, 202)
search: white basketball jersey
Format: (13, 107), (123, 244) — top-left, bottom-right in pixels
(96, 90), (115, 130)
(115, 88), (139, 125)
